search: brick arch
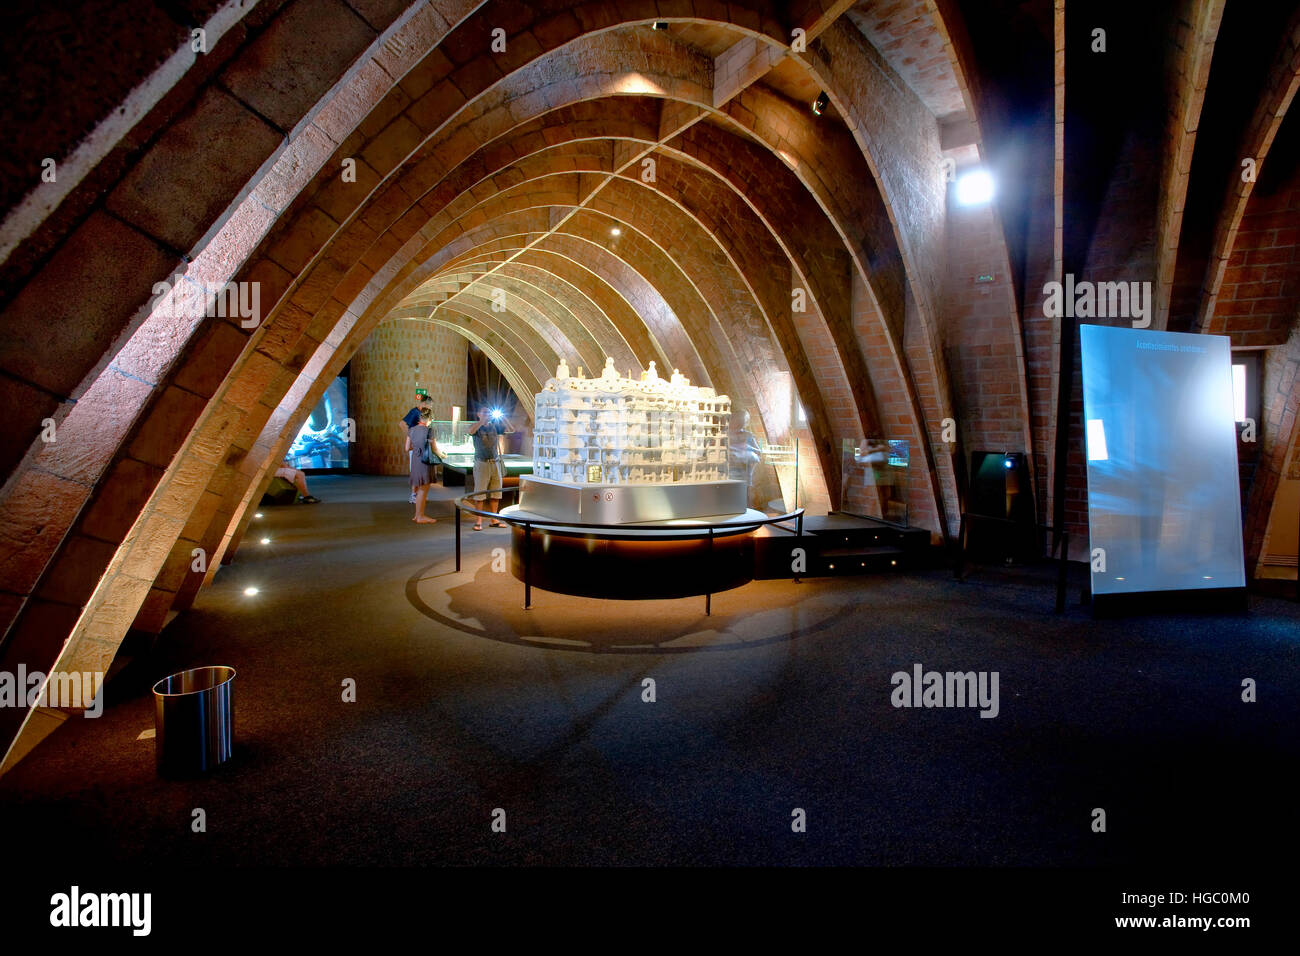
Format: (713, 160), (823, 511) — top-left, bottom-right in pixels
(0, 1), (972, 770)
(420, 297), (557, 385)
(419, 240), (674, 371)
(792, 22), (963, 534)
(377, 81), (915, 502)
(356, 102), (935, 515)
(0, 0), (806, 760)
(434, 259), (643, 369)
(397, 159), (827, 460)
(0, 6), (775, 586)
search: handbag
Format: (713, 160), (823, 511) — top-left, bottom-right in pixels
(421, 440), (441, 466)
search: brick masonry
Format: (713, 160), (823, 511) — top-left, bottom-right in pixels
(0, 0), (1298, 765)
(351, 318), (468, 474)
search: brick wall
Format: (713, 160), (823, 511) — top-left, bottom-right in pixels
(350, 319), (467, 475)
(1213, 179), (1300, 347)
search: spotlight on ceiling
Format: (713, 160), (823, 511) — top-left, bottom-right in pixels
(811, 91), (829, 116)
(610, 226), (621, 236)
(254, 512), (263, 519)
(244, 587), (259, 596)
(260, 537), (271, 545)
(955, 168), (995, 206)
(652, 21), (668, 30)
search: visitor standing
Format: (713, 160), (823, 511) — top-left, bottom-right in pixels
(405, 406), (439, 524)
(467, 404), (515, 530)
(399, 390), (425, 504)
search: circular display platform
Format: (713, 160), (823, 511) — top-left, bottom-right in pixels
(499, 506), (767, 600)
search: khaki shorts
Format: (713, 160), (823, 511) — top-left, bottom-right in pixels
(473, 459), (503, 500)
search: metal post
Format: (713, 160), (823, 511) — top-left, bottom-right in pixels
(793, 512), (804, 584)
(454, 502), (461, 572)
(1055, 529), (1068, 614)
(523, 521), (532, 610)
(953, 513), (967, 580)
(705, 526), (714, 616)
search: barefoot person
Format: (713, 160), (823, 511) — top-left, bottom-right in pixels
(405, 406), (439, 524)
(467, 404), (515, 530)
(274, 462), (320, 503)
(399, 389), (426, 504)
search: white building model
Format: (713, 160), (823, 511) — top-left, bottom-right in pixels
(533, 357), (731, 484)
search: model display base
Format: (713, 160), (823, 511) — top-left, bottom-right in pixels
(518, 475), (747, 524)
(501, 507), (767, 600)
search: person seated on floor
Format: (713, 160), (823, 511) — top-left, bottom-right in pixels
(274, 462), (320, 503)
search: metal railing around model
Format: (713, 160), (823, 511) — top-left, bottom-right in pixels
(454, 487), (805, 614)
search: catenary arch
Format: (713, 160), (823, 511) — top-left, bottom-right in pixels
(142, 70), (946, 655)
(0, 2), (984, 765)
(27, 82), (904, 691)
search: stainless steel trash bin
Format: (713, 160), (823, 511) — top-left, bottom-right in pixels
(152, 666), (236, 777)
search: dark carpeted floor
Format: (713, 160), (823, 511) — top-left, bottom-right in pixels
(2, 474), (1296, 866)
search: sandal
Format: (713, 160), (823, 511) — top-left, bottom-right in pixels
(472, 524), (483, 531)
(300, 495), (321, 504)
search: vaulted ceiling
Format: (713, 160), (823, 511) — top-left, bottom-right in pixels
(1, 0), (1298, 767)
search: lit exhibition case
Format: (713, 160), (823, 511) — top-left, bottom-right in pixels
(429, 419), (532, 486)
(457, 358), (802, 606)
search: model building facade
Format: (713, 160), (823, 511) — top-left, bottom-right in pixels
(533, 358), (731, 484)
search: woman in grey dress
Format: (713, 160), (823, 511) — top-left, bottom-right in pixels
(404, 406), (437, 524)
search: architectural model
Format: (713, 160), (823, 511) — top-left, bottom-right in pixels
(532, 357), (731, 484)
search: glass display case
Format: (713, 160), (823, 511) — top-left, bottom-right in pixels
(430, 419), (533, 483)
(757, 440), (801, 513)
(841, 438), (909, 525)
(430, 419), (474, 457)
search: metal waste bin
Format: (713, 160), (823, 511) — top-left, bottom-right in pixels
(153, 666), (236, 777)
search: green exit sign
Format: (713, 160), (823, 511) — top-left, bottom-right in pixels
(975, 274), (995, 284)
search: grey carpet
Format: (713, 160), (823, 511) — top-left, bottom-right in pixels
(2, 474), (1296, 866)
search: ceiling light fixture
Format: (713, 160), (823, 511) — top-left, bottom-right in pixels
(812, 91), (829, 116)
(955, 168), (995, 205)
(610, 226), (622, 236)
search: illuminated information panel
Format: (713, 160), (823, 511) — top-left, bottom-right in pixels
(1080, 325), (1245, 595)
